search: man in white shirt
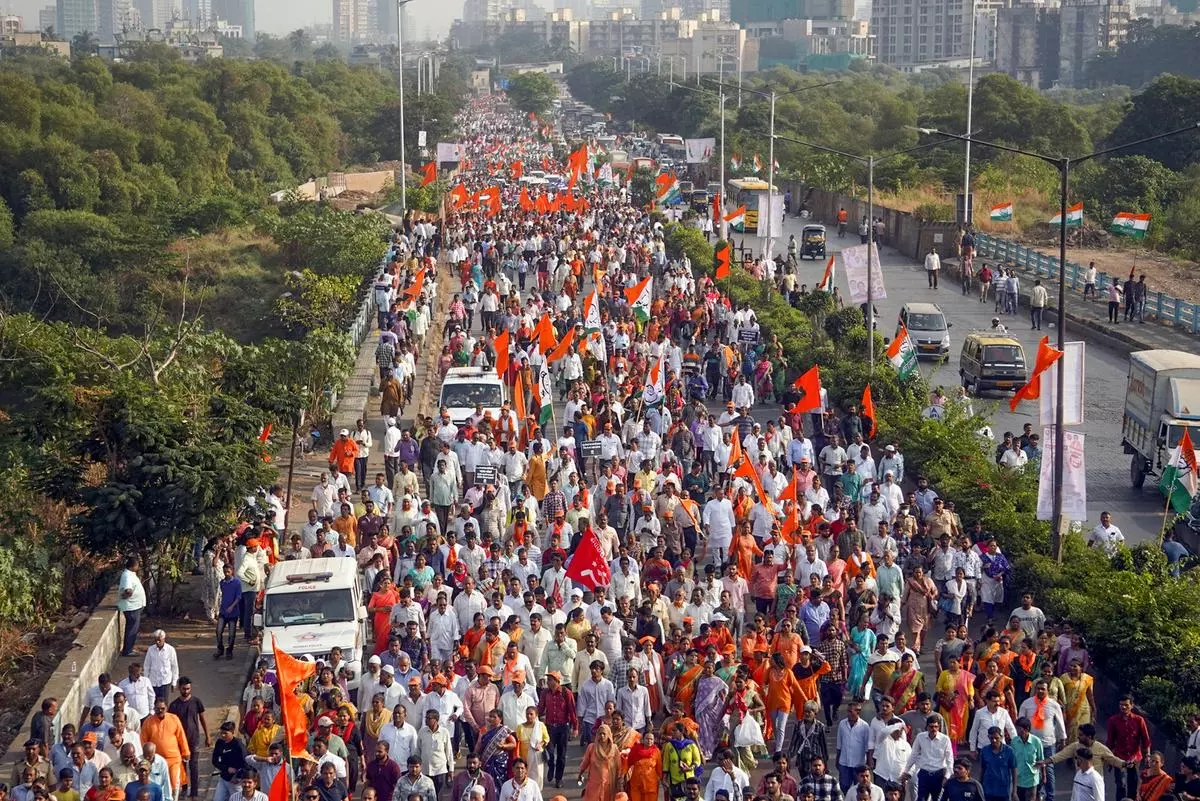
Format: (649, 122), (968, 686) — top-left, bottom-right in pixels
(1069, 749), (1105, 801)
(1086, 511), (1124, 557)
(705, 750), (750, 801)
(378, 706), (419, 768)
(702, 486), (736, 566)
(426, 595), (461, 663)
(873, 719), (912, 786)
(499, 758), (543, 801)
(117, 557), (146, 657)
(143, 630), (179, 702)
(902, 716), (953, 801)
(118, 664), (156, 719)
(615, 668), (652, 734)
(498, 673), (540, 731)
(968, 689), (1017, 755)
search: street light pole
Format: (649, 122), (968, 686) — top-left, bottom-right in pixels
(396, 0), (415, 210)
(963, 0), (977, 225)
(720, 91), (727, 241)
(766, 90), (776, 259)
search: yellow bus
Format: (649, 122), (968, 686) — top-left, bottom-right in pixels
(726, 177), (778, 234)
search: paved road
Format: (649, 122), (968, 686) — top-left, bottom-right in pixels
(763, 214), (1166, 547)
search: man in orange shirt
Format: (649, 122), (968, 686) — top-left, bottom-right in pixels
(329, 429), (358, 476)
(331, 502), (359, 548)
(140, 698), (191, 794)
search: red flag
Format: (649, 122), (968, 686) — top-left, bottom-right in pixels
(564, 530), (612, 590)
(546, 326), (577, 363)
(402, 268), (425, 301)
(535, 194), (551, 215)
(777, 467), (798, 504)
(655, 173), (675, 198)
(715, 243), (731, 280)
(733, 457), (776, 516)
(273, 636), (316, 757)
(494, 329), (510, 381)
(789, 366), (822, 414)
(419, 161), (437, 187)
(511, 160), (523, 180)
(267, 758), (289, 801)
(862, 385), (877, 438)
(1010, 336), (1063, 412)
(258, 423), (273, 443)
(477, 186), (501, 217)
(447, 184), (469, 211)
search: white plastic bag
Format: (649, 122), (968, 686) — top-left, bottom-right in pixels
(732, 714), (765, 747)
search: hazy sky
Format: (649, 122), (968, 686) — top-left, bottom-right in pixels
(1, 0), (457, 39)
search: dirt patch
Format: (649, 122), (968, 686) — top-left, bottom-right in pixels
(1012, 235), (1200, 305)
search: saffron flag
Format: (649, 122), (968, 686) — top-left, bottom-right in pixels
(447, 184), (469, 211)
(624, 276), (653, 323)
(1049, 202), (1084, 227)
(715, 242), (731, 279)
(535, 194), (551, 215)
(726, 425), (744, 470)
(513, 369), (527, 437)
(887, 325), (918, 379)
(511, 160), (524, 180)
(789, 366), (822, 415)
(712, 192), (722, 224)
(724, 206), (746, 230)
(818, 256), (835, 291)
(258, 424), (273, 443)
(990, 202), (1013, 222)
(267, 758), (290, 801)
(777, 467), (799, 504)
(273, 636), (317, 757)
(518, 186), (533, 211)
(733, 457), (776, 516)
(1010, 336), (1063, 412)
(862, 384), (877, 438)
(1160, 426), (1199, 514)
(494, 329), (510, 382)
(546, 326), (577, 364)
(564, 530), (612, 590)
(534, 314), (557, 354)
(419, 161), (437, 187)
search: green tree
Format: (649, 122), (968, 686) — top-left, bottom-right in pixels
(505, 71), (557, 116)
(273, 268), (361, 332)
(629, 167), (656, 209)
(1104, 74), (1200, 171)
(0, 196), (13, 250)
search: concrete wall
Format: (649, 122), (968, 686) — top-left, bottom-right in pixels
(783, 181), (959, 261)
(344, 170), (396, 194)
(1, 586), (123, 767)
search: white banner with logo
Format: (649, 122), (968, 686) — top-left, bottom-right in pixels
(842, 243), (888, 306)
(755, 193), (784, 240)
(436, 142), (466, 162)
(1037, 427), (1087, 521)
(1040, 341), (1085, 426)
(684, 138), (716, 164)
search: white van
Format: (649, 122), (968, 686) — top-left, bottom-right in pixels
(257, 557), (367, 688)
(439, 366), (506, 426)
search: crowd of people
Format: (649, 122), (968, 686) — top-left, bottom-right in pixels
(9, 92), (1200, 801)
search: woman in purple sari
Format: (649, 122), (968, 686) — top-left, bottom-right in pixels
(475, 709), (517, 787)
(692, 660), (728, 760)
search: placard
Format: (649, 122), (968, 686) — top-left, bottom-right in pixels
(685, 138), (716, 164)
(842, 243), (888, 306)
(580, 440), (603, 458)
(474, 465), (498, 484)
(1040, 341), (1085, 427)
(1036, 427), (1087, 522)
(738, 329), (760, 343)
(436, 142), (466, 163)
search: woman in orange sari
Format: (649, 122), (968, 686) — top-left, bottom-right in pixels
(935, 655), (975, 747)
(367, 576), (399, 655)
(975, 656), (1018, 720)
(671, 651), (704, 717)
(1138, 752), (1174, 801)
(625, 733), (663, 801)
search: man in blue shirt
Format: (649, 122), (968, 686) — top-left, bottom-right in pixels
(216, 563), (242, 660)
(979, 728), (1016, 801)
(126, 762), (164, 801)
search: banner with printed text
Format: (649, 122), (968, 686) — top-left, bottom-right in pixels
(842, 244), (888, 306)
(685, 138), (716, 164)
(436, 142), (466, 163)
(1037, 428), (1087, 521)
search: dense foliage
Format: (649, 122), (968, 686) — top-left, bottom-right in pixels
(505, 71), (558, 116)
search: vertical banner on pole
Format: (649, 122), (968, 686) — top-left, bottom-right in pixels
(1040, 341), (1085, 426)
(1037, 427), (1087, 521)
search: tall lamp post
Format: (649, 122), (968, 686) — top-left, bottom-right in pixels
(704, 78), (840, 260)
(396, 0), (416, 210)
(769, 131), (955, 370)
(671, 80), (728, 240)
(916, 122), (1200, 560)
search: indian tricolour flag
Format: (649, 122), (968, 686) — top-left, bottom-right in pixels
(818, 256), (835, 291)
(537, 363), (554, 426)
(752, 153), (763, 173)
(990, 202), (1013, 222)
(1159, 427), (1198, 514)
(1111, 212), (1151, 238)
(730, 153), (742, 170)
(643, 354), (665, 407)
(624, 275), (653, 323)
(598, 162), (614, 186)
(724, 205), (746, 231)
(582, 290), (602, 333)
(887, 325), (918, 379)
(1049, 202), (1084, 227)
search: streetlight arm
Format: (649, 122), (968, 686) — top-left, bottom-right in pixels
(917, 121), (1200, 166)
(702, 77), (840, 100)
(915, 127), (1058, 165)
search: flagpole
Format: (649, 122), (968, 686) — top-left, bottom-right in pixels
(1159, 487), (1175, 546)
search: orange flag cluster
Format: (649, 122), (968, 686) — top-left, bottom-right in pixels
(715, 243), (731, 279)
(273, 636), (316, 757)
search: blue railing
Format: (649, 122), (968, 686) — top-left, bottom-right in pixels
(974, 233), (1200, 336)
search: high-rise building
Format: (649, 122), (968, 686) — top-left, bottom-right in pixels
(871, 0), (972, 64)
(209, 0), (251, 38)
(39, 4), (57, 29)
(994, 5), (1059, 85)
(57, 0), (97, 39)
(1058, 0), (1127, 84)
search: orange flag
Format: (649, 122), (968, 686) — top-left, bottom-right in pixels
(258, 423), (273, 443)
(535, 194), (551, 215)
(447, 184), (469, 211)
(777, 467), (799, 504)
(273, 637), (316, 757)
(546, 326), (577, 363)
(542, 157), (551, 172)
(726, 427), (744, 471)
(511, 160), (524, 180)
(267, 757), (290, 801)
(519, 186), (533, 211)
(494, 329), (510, 381)
(715, 242), (731, 279)
(862, 384), (877, 438)
(402, 268), (425, 301)
(567, 144), (588, 177)
(533, 314), (557, 354)
(1010, 336), (1063, 412)
(733, 457), (776, 516)
(513, 369), (527, 436)
(548, 194), (562, 213)
(419, 161), (437, 187)
(723, 205), (747, 222)
(789, 366), (822, 415)
(712, 192), (721, 223)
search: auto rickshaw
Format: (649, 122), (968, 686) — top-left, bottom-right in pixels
(800, 224), (827, 259)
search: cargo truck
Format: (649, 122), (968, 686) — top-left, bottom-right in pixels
(1122, 349), (1200, 488)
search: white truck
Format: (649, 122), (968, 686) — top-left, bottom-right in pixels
(256, 557), (367, 689)
(438, 366), (506, 427)
(1123, 349), (1200, 488)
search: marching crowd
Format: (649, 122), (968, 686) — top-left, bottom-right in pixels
(10, 92), (1200, 801)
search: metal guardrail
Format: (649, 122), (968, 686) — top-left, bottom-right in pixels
(327, 256), (385, 412)
(975, 233), (1200, 336)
